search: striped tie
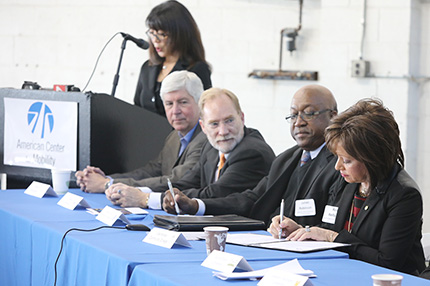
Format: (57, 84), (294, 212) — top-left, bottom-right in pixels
(300, 151), (311, 166)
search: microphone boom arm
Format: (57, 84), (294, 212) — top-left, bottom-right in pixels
(111, 38), (127, 97)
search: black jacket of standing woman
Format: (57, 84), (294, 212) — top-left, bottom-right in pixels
(134, 0), (212, 116)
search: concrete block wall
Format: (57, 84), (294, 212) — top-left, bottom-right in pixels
(1, 0), (430, 232)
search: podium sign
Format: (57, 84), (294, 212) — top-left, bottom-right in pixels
(4, 97), (77, 170)
(0, 89), (172, 188)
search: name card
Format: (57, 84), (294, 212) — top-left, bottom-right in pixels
(57, 192), (91, 210)
(201, 250), (253, 273)
(295, 199), (316, 217)
(143, 227), (191, 249)
(259, 272), (313, 286)
(96, 206), (131, 226)
(24, 181), (57, 198)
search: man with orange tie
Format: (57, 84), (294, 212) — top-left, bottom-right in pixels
(107, 87), (275, 209)
(164, 85), (342, 227)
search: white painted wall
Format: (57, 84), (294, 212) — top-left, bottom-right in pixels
(1, 0), (429, 231)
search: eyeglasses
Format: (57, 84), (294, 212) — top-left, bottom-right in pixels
(146, 29), (168, 42)
(285, 109), (332, 123)
(206, 118), (236, 130)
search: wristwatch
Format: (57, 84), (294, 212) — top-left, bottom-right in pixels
(104, 177), (113, 190)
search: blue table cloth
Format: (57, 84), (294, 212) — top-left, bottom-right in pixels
(0, 188), (348, 286)
(128, 258), (430, 286)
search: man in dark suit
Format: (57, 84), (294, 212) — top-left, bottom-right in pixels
(75, 71), (207, 197)
(164, 84), (341, 226)
(108, 87), (275, 209)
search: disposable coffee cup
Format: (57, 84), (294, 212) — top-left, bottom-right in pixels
(372, 274), (403, 286)
(51, 169), (71, 195)
(203, 226), (229, 255)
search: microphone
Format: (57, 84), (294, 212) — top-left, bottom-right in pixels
(111, 32), (149, 97)
(120, 32), (149, 50)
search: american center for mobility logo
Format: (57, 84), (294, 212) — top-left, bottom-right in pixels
(27, 102), (54, 139)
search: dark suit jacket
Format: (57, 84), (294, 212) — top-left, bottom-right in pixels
(110, 125), (207, 190)
(153, 127), (275, 200)
(420, 266), (430, 279)
(134, 59), (212, 116)
(324, 164), (425, 275)
(203, 145), (341, 225)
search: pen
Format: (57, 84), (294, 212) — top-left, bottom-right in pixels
(279, 199), (284, 239)
(167, 178), (180, 214)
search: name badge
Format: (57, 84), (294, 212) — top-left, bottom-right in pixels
(294, 199), (316, 217)
(322, 205), (338, 224)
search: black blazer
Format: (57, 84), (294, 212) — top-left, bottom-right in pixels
(154, 127), (275, 200)
(134, 59), (212, 116)
(203, 145), (341, 225)
(325, 164), (425, 275)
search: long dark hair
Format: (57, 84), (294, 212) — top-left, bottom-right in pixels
(146, 0), (207, 67)
(325, 98), (404, 188)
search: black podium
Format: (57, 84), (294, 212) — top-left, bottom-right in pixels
(0, 88), (172, 188)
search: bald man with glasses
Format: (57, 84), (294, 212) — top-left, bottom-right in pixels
(164, 84), (343, 227)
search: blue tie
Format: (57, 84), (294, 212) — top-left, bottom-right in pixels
(178, 137), (187, 157)
(300, 151), (311, 167)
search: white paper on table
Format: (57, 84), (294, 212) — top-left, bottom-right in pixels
(227, 233), (349, 252)
(181, 231), (205, 241)
(124, 207), (148, 215)
(258, 240), (349, 252)
(258, 271), (314, 286)
(212, 258), (314, 281)
(227, 233), (284, 246)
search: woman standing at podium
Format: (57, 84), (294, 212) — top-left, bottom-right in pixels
(134, 0), (212, 116)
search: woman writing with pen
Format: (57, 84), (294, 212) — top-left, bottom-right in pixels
(268, 98), (425, 275)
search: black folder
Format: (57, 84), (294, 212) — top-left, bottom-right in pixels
(153, 214), (267, 231)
